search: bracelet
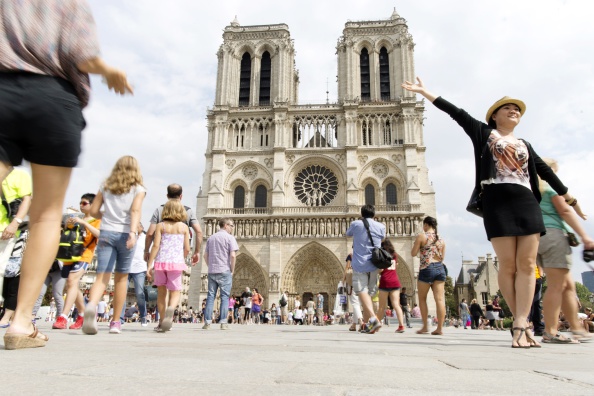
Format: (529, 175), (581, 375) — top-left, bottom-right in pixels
(565, 197), (577, 207)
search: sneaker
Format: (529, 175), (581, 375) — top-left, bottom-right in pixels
(364, 320), (382, 334)
(52, 316), (68, 330)
(202, 323), (211, 330)
(396, 325), (405, 333)
(109, 321), (122, 334)
(82, 305), (98, 335)
(69, 316), (84, 330)
(358, 323), (367, 333)
(141, 318), (148, 327)
(220, 323), (229, 330)
(161, 307), (174, 332)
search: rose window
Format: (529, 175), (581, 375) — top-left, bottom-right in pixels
(294, 165), (338, 206)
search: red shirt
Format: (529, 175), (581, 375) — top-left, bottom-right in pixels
(379, 252), (401, 289)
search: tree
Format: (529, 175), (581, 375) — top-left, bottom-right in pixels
(496, 290), (512, 318)
(575, 282), (593, 309)
(444, 276), (457, 318)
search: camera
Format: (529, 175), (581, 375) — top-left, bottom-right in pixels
(584, 250), (594, 263)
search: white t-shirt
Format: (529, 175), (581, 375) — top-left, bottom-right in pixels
(129, 233), (148, 273)
(97, 301), (107, 314)
(99, 184), (146, 233)
(294, 309), (303, 320)
(294, 300), (301, 309)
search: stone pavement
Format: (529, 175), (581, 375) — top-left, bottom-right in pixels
(2, 321), (593, 395)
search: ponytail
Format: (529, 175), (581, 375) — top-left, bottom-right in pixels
(423, 216), (439, 241)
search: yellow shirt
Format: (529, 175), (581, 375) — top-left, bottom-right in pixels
(535, 266), (541, 279)
(0, 169), (32, 231)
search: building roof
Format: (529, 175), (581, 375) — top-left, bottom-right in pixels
(456, 262), (479, 285)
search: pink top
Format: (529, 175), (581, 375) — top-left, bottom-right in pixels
(0, 0), (100, 107)
(419, 232), (444, 271)
(154, 230), (186, 272)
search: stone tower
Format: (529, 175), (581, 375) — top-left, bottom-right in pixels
(188, 10), (437, 316)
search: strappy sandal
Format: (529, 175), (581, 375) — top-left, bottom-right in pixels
(524, 328), (542, 348)
(3, 325), (49, 350)
(511, 327), (531, 349)
(571, 330), (593, 343)
(542, 332), (579, 344)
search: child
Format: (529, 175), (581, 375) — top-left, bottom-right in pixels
(83, 156), (146, 335)
(146, 200), (190, 332)
(375, 239), (406, 333)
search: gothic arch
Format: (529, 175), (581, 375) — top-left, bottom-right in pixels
(374, 38), (395, 53)
(281, 242), (344, 313)
(255, 40), (277, 57)
(288, 155), (346, 186)
(234, 44), (255, 58)
(224, 160), (272, 191)
(395, 255), (414, 295)
(231, 253), (269, 303)
(354, 39), (375, 54)
(359, 159), (405, 187)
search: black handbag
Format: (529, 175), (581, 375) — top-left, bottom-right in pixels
(466, 186), (483, 218)
(362, 218), (392, 269)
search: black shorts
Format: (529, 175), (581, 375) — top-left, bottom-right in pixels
(0, 72), (86, 167)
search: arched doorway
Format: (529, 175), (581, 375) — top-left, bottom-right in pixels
(396, 256), (414, 304)
(232, 254), (268, 304)
(282, 242), (343, 314)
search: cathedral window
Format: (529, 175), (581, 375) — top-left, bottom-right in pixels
(239, 52), (251, 106)
(379, 47), (390, 101)
(255, 185), (267, 209)
(360, 48), (371, 102)
(364, 184), (375, 206)
(259, 51), (271, 106)
(294, 165), (338, 206)
(259, 125), (269, 147)
(362, 120), (371, 145)
(386, 183), (397, 206)
(233, 186), (245, 209)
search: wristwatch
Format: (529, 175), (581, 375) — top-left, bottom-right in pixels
(14, 217), (23, 224)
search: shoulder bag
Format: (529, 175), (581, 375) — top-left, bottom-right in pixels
(361, 218), (392, 270)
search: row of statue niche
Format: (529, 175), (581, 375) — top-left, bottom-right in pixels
(204, 217), (421, 238)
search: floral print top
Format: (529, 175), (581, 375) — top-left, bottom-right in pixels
(419, 232), (444, 271)
(154, 224), (186, 272)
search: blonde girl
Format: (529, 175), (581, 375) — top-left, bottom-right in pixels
(83, 156), (146, 335)
(146, 200), (190, 332)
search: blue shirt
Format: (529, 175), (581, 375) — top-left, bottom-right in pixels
(205, 229), (239, 273)
(346, 218), (386, 273)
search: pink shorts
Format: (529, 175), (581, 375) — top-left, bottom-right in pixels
(153, 270), (183, 291)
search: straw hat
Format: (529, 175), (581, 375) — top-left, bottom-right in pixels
(485, 96), (526, 123)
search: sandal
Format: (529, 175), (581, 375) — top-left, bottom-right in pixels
(524, 328), (542, 348)
(571, 330), (593, 343)
(542, 331), (579, 344)
(349, 324), (357, 332)
(416, 329), (429, 334)
(511, 327), (531, 349)
(431, 330), (443, 335)
(3, 325), (49, 350)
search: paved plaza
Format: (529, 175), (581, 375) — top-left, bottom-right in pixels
(2, 321), (594, 395)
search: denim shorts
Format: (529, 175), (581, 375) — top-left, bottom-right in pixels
(60, 261), (88, 278)
(95, 230), (135, 274)
(418, 262), (446, 285)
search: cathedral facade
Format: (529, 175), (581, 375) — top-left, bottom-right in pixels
(188, 10), (436, 315)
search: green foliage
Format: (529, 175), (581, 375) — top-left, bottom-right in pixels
(496, 290), (512, 318)
(444, 276), (458, 317)
(576, 282), (593, 310)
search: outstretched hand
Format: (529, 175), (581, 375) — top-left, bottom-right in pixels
(401, 77), (426, 93)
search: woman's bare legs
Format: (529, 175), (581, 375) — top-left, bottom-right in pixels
(491, 234), (539, 347)
(156, 286), (167, 326)
(431, 281), (446, 334)
(375, 290), (389, 322)
(6, 164), (71, 335)
(417, 281), (431, 333)
(543, 268), (582, 334)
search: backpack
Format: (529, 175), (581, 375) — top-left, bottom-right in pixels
(280, 294), (288, 307)
(56, 224), (90, 262)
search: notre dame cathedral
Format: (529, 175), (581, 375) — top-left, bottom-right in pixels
(188, 9), (437, 315)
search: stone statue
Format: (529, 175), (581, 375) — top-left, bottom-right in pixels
(207, 221), (213, 237)
(237, 221), (243, 238)
(201, 275), (208, 292)
(273, 220), (279, 236)
(281, 220), (287, 236)
(405, 218), (411, 235)
(289, 220), (294, 236)
(388, 218), (394, 235)
(296, 220), (302, 236)
(270, 274), (279, 291)
(252, 220), (257, 237)
(327, 219), (332, 236)
(258, 220), (264, 236)
(304, 220), (310, 236)
(397, 218), (403, 235)
(244, 220), (251, 237)
(319, 220), (325, 236)
(311, 219), (317, 236)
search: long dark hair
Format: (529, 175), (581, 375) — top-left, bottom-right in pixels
(423, 216), (439, 241)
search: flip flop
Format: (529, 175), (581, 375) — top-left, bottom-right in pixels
(542, 332), (579, 344)
(431, 330), (443, 335)
(416, 329), (429, 334)
(511, 327), (531, 348)
(3, 325), (48, 350)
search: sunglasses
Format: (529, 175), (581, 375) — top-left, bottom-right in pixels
(80, 202), (90, 206)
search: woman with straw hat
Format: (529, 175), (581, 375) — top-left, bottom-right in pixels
(402, 77), (585, 348)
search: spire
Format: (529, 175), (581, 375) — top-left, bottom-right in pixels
(390, 7), (400, 20)
(231, 15), (240, 27)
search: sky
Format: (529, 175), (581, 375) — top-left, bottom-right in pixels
(26, 0), (594, 283)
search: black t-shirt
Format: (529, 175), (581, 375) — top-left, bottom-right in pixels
(399, 293), (408, 306)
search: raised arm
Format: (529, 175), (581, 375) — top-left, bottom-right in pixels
(401, 77), (438, 103)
